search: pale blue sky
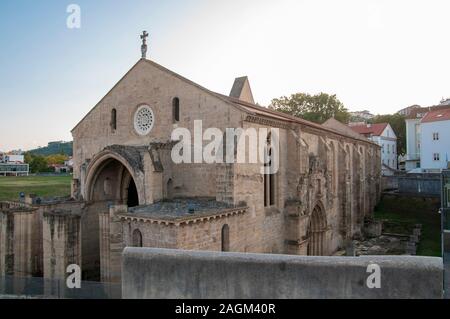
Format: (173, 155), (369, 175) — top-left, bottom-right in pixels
(1, 0), (450, 151)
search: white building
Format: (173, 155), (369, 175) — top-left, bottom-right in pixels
(5, 154), (24, 163)
(397, 104), (421, 117)
(405, 105), (450, 171)
(405, 109), (425, 171)
(0, 153), (28, 176)
(420, 108), (450, 170)
(349, 110), (375, 122)
(349, 123), (398, 174)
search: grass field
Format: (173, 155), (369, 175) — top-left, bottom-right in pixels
(374, 195), (441, 257)
(0, 175), (72, 201)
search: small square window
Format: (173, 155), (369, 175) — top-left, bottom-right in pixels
(433, 153), (440, 161)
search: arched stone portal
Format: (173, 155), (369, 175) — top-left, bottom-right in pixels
(307, 204), (327, 256)
(82, 153), (142, 280)
(86, 157), (140, 206)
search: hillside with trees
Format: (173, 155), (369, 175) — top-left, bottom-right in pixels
(29, 141), (73, 156)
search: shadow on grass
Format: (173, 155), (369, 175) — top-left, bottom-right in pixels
(374, 194), (441, 257)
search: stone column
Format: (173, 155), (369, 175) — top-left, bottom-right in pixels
(104, 205), (126, 283)
(99, 212), (110, 283)
(43, 210), (81, 296)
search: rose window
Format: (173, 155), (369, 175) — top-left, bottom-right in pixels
(134, 105), (154, 135)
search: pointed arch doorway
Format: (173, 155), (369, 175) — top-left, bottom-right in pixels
(307, 204), (327, 256)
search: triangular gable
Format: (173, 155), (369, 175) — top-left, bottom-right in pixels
(71, 58), (251, 133)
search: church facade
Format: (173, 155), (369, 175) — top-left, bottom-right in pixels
(0, 56), (381, 284)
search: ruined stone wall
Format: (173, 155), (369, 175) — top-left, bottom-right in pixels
(119, 211), (251, 253)
(42, 211), (81, 281)
(0, 211), (4, 275)
(176, 212), (251, 252)
(122, 220), (178, 249)
(0, 205), (42, 278)
(80, 201), (104, 281)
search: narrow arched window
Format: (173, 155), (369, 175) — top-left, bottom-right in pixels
(221, 224), (230, 252)
(132, 229), (143, 247)
(172, 97), (180, 123)
(264, 132), (275, 207)
(111, 108), (117, 131)
(167, 178), (174, 200)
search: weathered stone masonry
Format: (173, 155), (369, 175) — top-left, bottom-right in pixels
(0, 57), (381, 283)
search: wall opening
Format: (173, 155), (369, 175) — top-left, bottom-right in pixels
(166, 179), (174, 200)
(83, 157), (140, 281)
(172, 97), (180, 123)
(132, 229), (143, 247)
(127, 179), (139, 208)
(307, 205), (327, 256)
(264, 132), (276, 207)
(111, 108), (117, 131)
(221, 224), (230, 252)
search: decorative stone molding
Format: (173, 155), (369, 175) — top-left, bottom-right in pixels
(119, 206), (248, 227)
(244, 115), (293, 130)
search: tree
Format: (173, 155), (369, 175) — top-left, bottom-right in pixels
(270, 92), (350, 124)
(46, 154), (68, 165)
(369, 114), (407, 155)
(24, 152), (50, 173)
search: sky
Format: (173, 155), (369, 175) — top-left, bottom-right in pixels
(1, 0), (450, 151)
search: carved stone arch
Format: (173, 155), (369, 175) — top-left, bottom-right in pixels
(307, 201), (328, 256)
(84, 149), (144, 205)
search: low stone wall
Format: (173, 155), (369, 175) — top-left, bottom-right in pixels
(122, 248), (443, 299)
(382, 174), (441, 196)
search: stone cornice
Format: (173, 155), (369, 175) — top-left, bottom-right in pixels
(118, 206), (248, 227)
(244, 115), (293, 130)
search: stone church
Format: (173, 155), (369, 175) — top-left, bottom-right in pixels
(0, 40), (381, 284)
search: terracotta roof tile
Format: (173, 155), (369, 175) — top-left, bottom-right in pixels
(421, 107), (450, 123)
(349, 123), (388, 136)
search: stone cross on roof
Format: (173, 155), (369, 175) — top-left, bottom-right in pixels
(140, 31), (149, 59)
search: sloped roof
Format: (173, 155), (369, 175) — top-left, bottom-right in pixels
(421, 107), (450, 123)
(349, 123), (388, 136)
(71, 58), (377, 145)
(405, 104), (450, 120)
(323, 118), (368, 140)
(229, 76), (255, 104)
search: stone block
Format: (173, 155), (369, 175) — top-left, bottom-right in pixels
(122, 248), (443, 299)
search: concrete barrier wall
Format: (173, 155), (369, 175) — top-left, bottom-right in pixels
(122, 248), (443, 299)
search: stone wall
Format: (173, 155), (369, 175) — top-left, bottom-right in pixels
(0, 205), (42, 277)
(43, 210), (81, 280)
(122, 248), (443, 299)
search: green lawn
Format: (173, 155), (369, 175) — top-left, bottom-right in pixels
(374, 195), (441, 257)
(0, 175), (72, 201)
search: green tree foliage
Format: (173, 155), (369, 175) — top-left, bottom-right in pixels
(46, 154), (69, 165)
(270, 92), (351, 124)
(369, 114), (406, 155)
(24, 152), (51, 173)
(29, 141), (73, 156)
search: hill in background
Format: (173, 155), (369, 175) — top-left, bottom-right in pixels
(29, 141), (73, 156)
